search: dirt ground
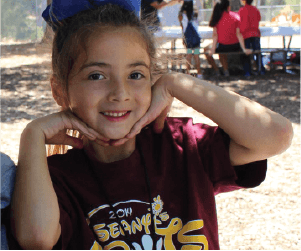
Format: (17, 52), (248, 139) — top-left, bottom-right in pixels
(1, 42), (300, 250)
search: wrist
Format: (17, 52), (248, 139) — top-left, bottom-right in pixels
(161, 72), (181, 97)
(22, 121), (46, 143)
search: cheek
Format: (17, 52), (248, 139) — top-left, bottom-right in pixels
(68, 85), (99, 108)
(68, 92), (97, 128)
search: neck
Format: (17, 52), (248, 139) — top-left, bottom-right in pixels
(83, 137), (136, 164)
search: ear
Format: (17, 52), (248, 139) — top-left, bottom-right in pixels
(50, 76), (69, 109)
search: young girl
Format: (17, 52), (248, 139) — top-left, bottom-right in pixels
(0, 152), (16, 250)
(238, 0), (266, 76)
(178, 0), (203, 79)
(205, 0), (252, 76)
(8, 0), (293, 250)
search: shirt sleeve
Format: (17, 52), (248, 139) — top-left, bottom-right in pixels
(239, 8), (248, 34)
(1, 153), (16, 210)
(195, 124), (267, 195)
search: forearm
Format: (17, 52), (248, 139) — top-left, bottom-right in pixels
(155, 0), (178, 9)
(12, 123), (60, 249)
(236, 29), (247, 52)
(168, 73), (293, 155)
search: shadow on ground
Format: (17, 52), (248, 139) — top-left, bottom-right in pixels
(212, 70), (300, 124)
(1, 63), (58, 123)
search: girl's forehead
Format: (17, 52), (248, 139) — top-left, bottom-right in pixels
(71, 26), (151, 75)
(89, 26), (147, 48)
(86, 27), (149, 59)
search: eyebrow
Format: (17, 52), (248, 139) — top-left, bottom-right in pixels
(79, 61), (150, 72)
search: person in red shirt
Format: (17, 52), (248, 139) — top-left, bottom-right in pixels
(205, 0), (252, 77)
(6, 0), (293, 250)
(239, 0), (266, 76)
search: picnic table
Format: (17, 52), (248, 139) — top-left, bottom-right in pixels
(155, 26), (300, 49)
(155, 26), (300, 72)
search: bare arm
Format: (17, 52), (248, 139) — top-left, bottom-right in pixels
(168, 74), (293, 165)
(11, 112), (107, 249)
(11, 124), (61, 249)
(236, 27), (252, 55)
(151, 0), (179, 10)
(127, 73), (294, 166)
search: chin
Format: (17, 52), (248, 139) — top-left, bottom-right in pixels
(104, 129), (129, 140)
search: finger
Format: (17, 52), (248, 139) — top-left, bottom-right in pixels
(110, 138), (130, 146)
(63, 135), (84, 149)
(126, 115), (151, 139)
(94, 138), (110, 147)
(64, 111), (109, 141)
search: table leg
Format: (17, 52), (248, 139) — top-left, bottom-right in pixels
(171, 39), (177, 71)
(288, 36), (292, 49)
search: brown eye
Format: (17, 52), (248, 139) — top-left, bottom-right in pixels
(129, 72), (144, 80)
(88, 73), (105, 80)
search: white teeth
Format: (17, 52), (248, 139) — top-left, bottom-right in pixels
(103, 112), (127, 117)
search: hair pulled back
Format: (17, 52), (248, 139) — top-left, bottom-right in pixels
(48, 4), (159, 156)
(209, 0), (230, 27)
(51, 4), (157, 97)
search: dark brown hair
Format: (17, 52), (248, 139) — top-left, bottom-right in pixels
(48, 4), (161, 156)
(209, 0), (230, 27)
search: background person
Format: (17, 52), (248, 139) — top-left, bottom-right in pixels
(141, 0), (181, 30)
(178, 0), (203, 79)
(1, 153), (16, 250)
(239, 0), (266, 76)
(204, 0), (252, 77)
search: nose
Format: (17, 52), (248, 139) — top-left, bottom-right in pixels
(108, 77), (131, 102)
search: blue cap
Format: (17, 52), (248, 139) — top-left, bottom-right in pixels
(42, 0), (141, 29)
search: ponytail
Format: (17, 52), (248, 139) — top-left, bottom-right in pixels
(209, 0), (230, 27)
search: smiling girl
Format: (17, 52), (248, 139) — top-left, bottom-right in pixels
(8, 0), (293, 250)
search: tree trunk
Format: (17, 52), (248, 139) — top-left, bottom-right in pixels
(41, 0), (52, 43)
(230, 0), (242, 12)
(0, 0), (2, 41)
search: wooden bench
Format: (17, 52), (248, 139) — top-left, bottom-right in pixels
(160, 48), (300, 72)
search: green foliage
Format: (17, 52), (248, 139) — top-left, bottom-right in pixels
(1, 0), (38, 41)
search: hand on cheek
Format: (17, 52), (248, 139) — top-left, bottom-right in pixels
(126, 75), (174, 139)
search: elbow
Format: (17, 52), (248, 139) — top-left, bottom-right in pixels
(15, 226), (59, 250)
(271, 119), (294, 155)
(16, 235), (55, 250)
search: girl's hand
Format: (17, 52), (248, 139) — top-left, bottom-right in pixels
(243, 48), (253, 55)
(126, 74), (175, 139)
(27, 110), (110, 148)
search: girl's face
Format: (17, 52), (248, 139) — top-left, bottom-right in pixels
(67, 27), (152, 140)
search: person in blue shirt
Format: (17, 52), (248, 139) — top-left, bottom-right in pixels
(0, 152), (16, 250)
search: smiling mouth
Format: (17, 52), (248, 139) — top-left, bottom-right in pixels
(100, 111), (131, 122)
(101, 111), (130, 117)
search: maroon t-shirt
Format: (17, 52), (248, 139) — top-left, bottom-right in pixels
(7, 118), (267, 250)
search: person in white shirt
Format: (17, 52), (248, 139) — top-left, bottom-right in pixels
(178, 0), (203, 79)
